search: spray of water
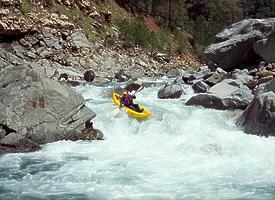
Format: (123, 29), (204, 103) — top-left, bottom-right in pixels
(0, 80), (275, 200)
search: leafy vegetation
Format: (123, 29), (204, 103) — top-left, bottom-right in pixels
(21, 0), (33, 15)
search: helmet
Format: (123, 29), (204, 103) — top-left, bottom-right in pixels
(122, 91), (127, 95)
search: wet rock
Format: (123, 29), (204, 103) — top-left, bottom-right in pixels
(0, 64), (97, 149)
(186, 80), (253, 110)
(124, 83), (143, 93)
(83, 69), (95, 82)
(192, 80), (210, 93)
(0, 137), (41, 154)
(157, 84), (183, 99)
(167, 68), (185, 77)
(236, 92), (275, 137)
(0, 127), (5, 140)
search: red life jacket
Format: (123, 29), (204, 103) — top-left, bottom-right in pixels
(122, 94), (133, 105)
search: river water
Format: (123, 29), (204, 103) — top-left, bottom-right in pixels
(0, 79), (275, 200)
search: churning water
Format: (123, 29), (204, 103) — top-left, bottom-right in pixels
(0, 79), (275, 200)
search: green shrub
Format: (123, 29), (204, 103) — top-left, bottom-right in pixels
(21, 0), (32, 15)
(118, 16), (173, 52)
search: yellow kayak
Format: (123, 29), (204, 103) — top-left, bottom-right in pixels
(112, 93), (151, 119)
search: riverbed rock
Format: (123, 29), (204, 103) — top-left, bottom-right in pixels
(83, 69), (95, 82)
(192, 80), (210, 93)
(124, 82), (143, 93)
(236, 92), (275, 137)
(186, 80), (253, 110)
(0, 64), (98, 153)
(157, 83), (183, 99)
(253, 31), (275, 63)
(254, 78), (275, 96)
(205, 67), (228, 86)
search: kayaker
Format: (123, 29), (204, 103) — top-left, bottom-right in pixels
(120, 91), (143, 112)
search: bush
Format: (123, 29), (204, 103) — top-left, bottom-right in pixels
(118, 16), (172, 52)
(21, 0), (32, 15)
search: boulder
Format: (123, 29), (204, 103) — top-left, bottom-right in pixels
(192, 80), (210, 93)
(0, 64), (98, 152)
(205, 18), (275, 70)
(236, 92), (275, 137)
(254, 78), (275, 96)
(230, 69), (253, 84)
(253, 31), (275, 63)
(204, 31), (262, 70)
(124, 83), (143, 93)
(157, 84), (183, 99)
(188, 66), (211, 82)
(205, 67), (228, 86)
(186, 80), (253, 110)
(83, 69), (95, 82)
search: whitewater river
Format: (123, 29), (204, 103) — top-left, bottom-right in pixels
(1, 79), (275, 200)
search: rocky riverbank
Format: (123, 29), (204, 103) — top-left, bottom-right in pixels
(1, 0), (275, 154)
(156, 18), (275, 137)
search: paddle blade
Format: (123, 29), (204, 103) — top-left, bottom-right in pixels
(112, 108), (120, 116)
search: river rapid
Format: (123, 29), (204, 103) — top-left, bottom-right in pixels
(0, 78), (275, 200)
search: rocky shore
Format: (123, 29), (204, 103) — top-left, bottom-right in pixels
(1, 0), (275, 154)
(156, 18), (275, 137)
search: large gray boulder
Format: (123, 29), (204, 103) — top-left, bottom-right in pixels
(157, 84), (183, 99)
(253, 31), (275, 63)
(236, 92), (275, 137)
(204, 18), (275, 70)
(204, 30), (262, 70)
(0, 64), (98, 153)
(186, 80), (253, 110)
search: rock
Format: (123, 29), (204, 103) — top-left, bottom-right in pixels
(124, 83), (143, 93)
(0, 16), (36, 37)
(254, 78), (275, 96)
(115, 69), (129, 82)
(258, 76), (274, 85)
(167, 68), (185, 77)
(230, 69), (253, 84)
(192, 80), (210, 93)
(0, 137), (41, 154)
(205, 18), (275, 70)
(205, 67), (227, 86)
(83, 69), (95, 82)
(204, 31), (262, 70)
(186, 80), (253, 110)
(236, 92), (275, 137)
(186, 93), (250, 110)
(0, 127), (5, 140)
(188, 66), (211, 82)
(253, 31), (275, 63)
(0, 64), (97, 149)
(157, 84), (183, 99)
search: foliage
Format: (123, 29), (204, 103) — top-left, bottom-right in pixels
(118, 16), (172, 52)
(21, 0), (33, 15)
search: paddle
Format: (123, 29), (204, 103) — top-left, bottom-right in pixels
(112, 84), (144, 116)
